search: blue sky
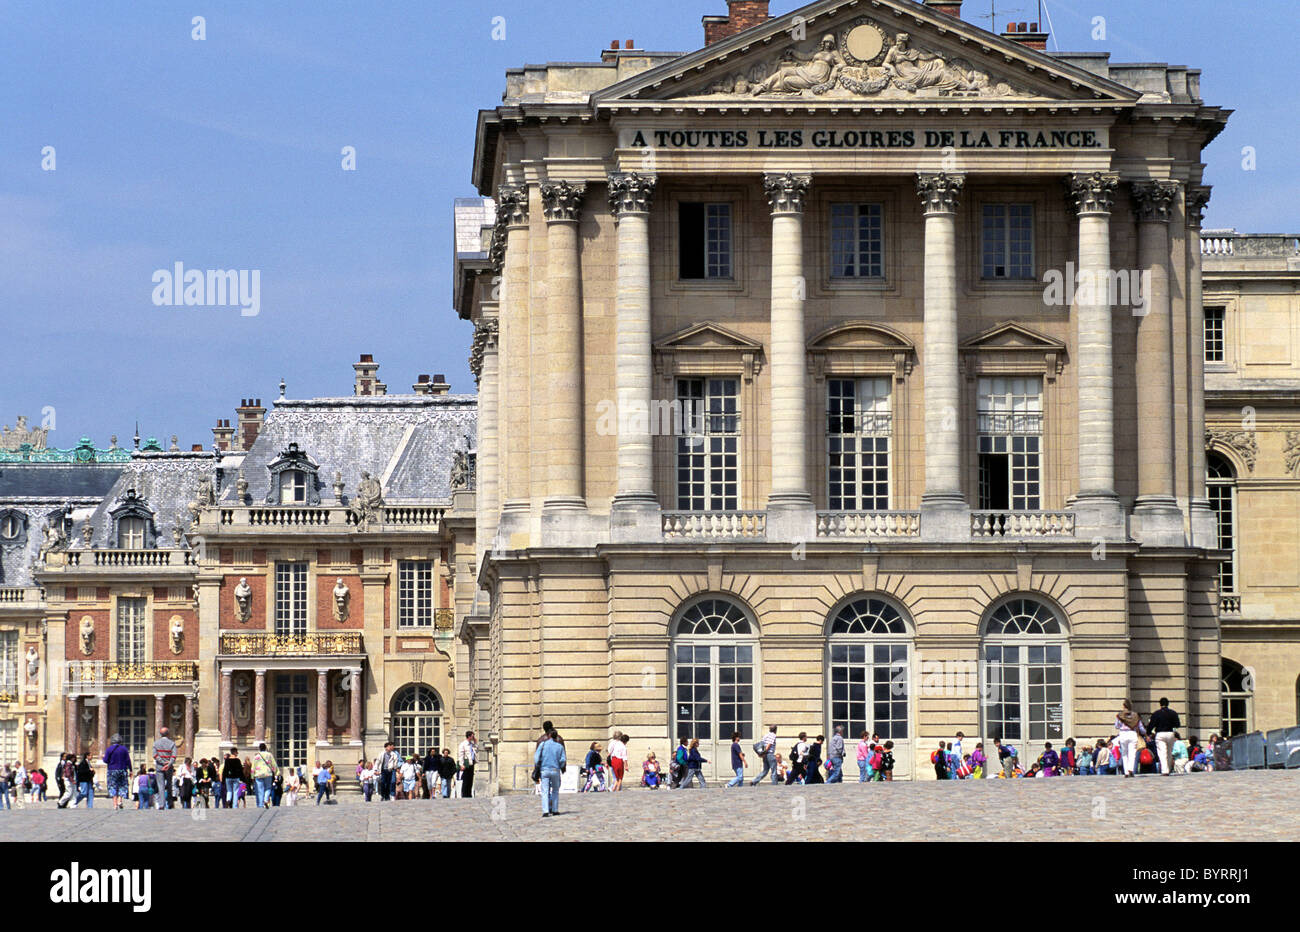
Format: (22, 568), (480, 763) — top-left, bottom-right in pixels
(2, 0), (1296, 449)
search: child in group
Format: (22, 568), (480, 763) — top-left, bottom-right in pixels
(580, 742), (606, 792)
(1059, 738), (1077, 776)
(1172, 733), (1189, 773)
(856, 731), (872, 782)
(774, 753), (788, 783)
(879, 741), (893, 781)
(135, 768), (153, 810)
(944, 742), (960, 779)
(642, 752), (662, 789)
(932, 741), (949, 780)
(956, 754), (973, 779)
(1039, 741), (1060, 776)
(970, 743), (987, 779)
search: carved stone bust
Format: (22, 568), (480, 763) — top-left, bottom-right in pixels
(25, 646), (38, 677)
(169, 615), (185, 654)
(79, 616), (95, 655)
(332, 577), (350, 622)
(234, 577), (253, 622)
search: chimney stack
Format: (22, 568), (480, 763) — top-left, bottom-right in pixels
(601, 37), (639, 61)
(430, 374), (450, 396)
(923, 0), (964, 17)
(1001, 21), (1050, 51)
(413, 374), (432, 395)
(353, 353), (387, 396)
(235, 400), (265, 451)
(212, 418), (234, 451)
(703, 0), (770, 46)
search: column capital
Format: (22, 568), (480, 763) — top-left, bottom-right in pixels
(607, 171), (657, 217)
(495, 182), (530, 228)
(540, 180), (587, 223)
(1186, 185), (1212, 229)
(1066, 171), (1119, 216)
(1130, 179), (1181, 223)
(764, 171), (811, 214)
(915, 171), (965, 215)
(469, 318), (500, 384)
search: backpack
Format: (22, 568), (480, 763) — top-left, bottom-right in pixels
(753, 739), (766, 756)
(1138, 748), (1154, 767)
(675, 746), (688, 767)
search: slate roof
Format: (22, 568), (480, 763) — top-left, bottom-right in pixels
(80, 451), (218, 549)
(219, 394), (477, 506)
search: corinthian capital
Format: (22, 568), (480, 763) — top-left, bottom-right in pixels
(540, 181), (587, 223)
(764, 172), (811, 214)
(1066, 171), (1119, 216)
(915, 171), (965, 215)
(495, 183), (530, 228)
(1130, 179), (1181, 223)
(607, 172), (657, 217)
(1186, 185), (1212, 229)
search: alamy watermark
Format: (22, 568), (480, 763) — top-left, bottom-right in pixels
(151, 262), (260, 317)
(1042, 262), (1150, 315)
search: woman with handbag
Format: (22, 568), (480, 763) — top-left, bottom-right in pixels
(1114, 699), (1146, 777)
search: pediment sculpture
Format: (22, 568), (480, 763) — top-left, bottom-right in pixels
(696, 22), (1030, 100)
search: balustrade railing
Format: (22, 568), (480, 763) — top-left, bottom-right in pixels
(218, 631), (363, 655)
(815, 511), (921, 538)
(970, 511), (1076, 538)
(65, 660), (199, 687)
(662, 511), (767, 540)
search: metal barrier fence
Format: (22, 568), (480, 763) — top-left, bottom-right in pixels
(1219, 726), (1300, 770)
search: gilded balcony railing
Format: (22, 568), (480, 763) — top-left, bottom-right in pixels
(65, 660), (199, 687)
(218, 631), (363, 655)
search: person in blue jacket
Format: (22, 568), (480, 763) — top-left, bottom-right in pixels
(535, 730), (567, 816)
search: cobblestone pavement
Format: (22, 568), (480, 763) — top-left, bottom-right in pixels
(3, 770), (1296, 842)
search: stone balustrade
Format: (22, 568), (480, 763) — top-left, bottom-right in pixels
(216, 505), (445, 530)
(662, 511), (767, 540)
(815, 511), (921, 538)
(1219, 594), (1241, 615)
(970, 511), (1076, 538)
(0, 588), (31, 603)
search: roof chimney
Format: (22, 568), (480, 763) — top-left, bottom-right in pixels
(923, 0), (964, 16)
(413, 374), (432, 395)
(430, 374), (450, 396)
(212, 418), (235, 451)
(703, 0), (770, 46)
(1001, 21), (1049, 51)
(601, 37), (639, 61)
(353, 353), (387, 396)
(235, 399), (265, 451)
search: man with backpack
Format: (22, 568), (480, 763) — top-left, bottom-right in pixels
(993, 736), (1017, 778)
(671, 736), (689, 788)
(750, 725), (778, 785)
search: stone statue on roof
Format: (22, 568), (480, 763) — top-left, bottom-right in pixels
(350, 471), (384, 528)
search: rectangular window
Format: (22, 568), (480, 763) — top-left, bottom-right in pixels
(278, 470), (306, 504)
(981, 204), (1034, 280)
(830, 203), (884, 278)
(398, 560), (434, 628)
(274, 562), (308, 635)
(1208, 482), (1235, 594)
(117, 517), (145, 550)
(977, 377), (1043, 511)
(676, 378), (739, 511)
(117, 698), (148, 760)
(827, 378), (891, 511)
(0, 719), (16, 766)
(829, 642), (909, 740)
(116, 598), (146, 665)
(679, 202), (732, 280)
(1204, 306), (1225, 363)
(274, 674), (309, 768)
(0, 631), (17, 698)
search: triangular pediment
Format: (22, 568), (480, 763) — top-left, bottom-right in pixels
(960, 322), (1065, 352)
(594, 0), (1138, 106)
(654, 321), (763, 352)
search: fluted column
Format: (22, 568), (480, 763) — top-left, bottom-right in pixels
(916, 172), (968, 536)
(154, 694), (165, 740)
(765, 172), (814, 519)
(316, 668), (329, 747)
(96, 695), (108, 755)
(348, 666), (363, 744)
(472, 313), (500, 561)
(1187, 186), (1215, 546)
(1131, 179), (1184, 545)
(496, 184), (531, 534)
(254, 669), (266, 744)
(219, 669), (232, 747)
(1067, 172), (1125, 535)
(184, 694), (194, 751)
(540, 180), (588, 514)
(66, 696), (77, 752)
(609, 172), (659, 527)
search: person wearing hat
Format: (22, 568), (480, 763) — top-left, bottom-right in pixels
(399, 755), (418, 799)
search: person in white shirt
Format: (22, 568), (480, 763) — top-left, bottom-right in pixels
(283, 769), (299, 806)
(458, 732), (478, 798)
(1114, 698), (1147, 777)
(607, 732), (630, 791)
(399, 757), (418, 800)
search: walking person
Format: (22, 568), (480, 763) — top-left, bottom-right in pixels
(0, 761), (10, 810)
(1148, 697), (1181, 776)
(135, 766), (153, 809)
(437, 748), (458, 797)
(786, 733), (810, 785)
(376, 742), (399, 801)
(458, 731), (478, 798)
(152, 726), (178, 809)
(423, 747), (440, 800)
(102, 734), (132, 810)
(73, 755), (95, 808)
(56, 753), (74, 808)
(805, 736), (825, 784)
(221, 751), (244, 807)
(314, 763), (331, 805)
(535, 729), (566, 817)
(607, 732), (629, 791)
(826, 726), (846, 784)
(751, 725), (778, 785)
(1115, 699), (1146, 777)
(679, 738), (707, 788)
(251, 743), (276, 808)
(725, 731), (746, 787)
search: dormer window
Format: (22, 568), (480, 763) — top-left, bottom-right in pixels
(0, 512), (24, 542)
(264, 442), (321, 506)
(109, 488), (155, 550)
(279, 470), (307, 504)
(118, 517), (146, 549)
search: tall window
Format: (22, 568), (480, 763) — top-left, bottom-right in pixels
(827, 378), (891, 511)
(679, 202), (732, 279)
(117, 516), (146, 549)
(1204, 306), (1225, 363)
(981, 598), (1066, 744)
(1220, 659), (1252, 737)
(978, 377), (1043, 511)
(278, 470), (307, 504)
(830, 203), (884, 278)
(672, 598), (756, 755)
(1207, 452), (1237, 598)
(117, 698), (148, 759)
(0, 720), (16, 767)
(116, 598), (146, 665)
(274, 673), (309, 768)
(274, 562), (308, 635)
(677, 378), (739, 511)
(398, 560), (434, 628)
(392, 685), (443, 759)
(981, 203), (1034, 279)
(827, 597), (910, 740)
(0, 631), (17, 699)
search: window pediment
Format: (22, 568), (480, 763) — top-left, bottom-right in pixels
(264, 442), (321, 505)
(654, 322), (764, 381)
(960, 321), (1066, 381)
(808, 321), (915, 381)
(109, 489), (155, 549)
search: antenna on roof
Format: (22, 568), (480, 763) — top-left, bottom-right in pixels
(133, 422), (140, 450)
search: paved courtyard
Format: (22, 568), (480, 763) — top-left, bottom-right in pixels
(3, 770), (1296, 842)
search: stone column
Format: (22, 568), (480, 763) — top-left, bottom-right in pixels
(1131, 179), (1185, 546)
(348, 666), (363, 745)
(472, 311), (500, 564)
(316, 668), (330, 747)
(539, 180), (588, 516)
(96, 695), (108, 755)
(1186, 186), (1216, 547)
(496, 183), (531, 541)
(184, 694), (195, 751)
(1067, 172), (1125, 536)
(66, 696), (77, 752)
(254, 669), (266, 744)
(764, 171), (815, 537)
(916, 172), (968, 539)
(154, 694), (165, 740)
(219, 669), (233, 747)
(608, 171), (660, 536)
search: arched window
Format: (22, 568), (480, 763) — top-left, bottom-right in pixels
(1220, 659), (1252, 737)
(391, 684), (443, 759)
(671, 597), (757, 766)
(981, 596), (1067, 744)
(826, 596), (911, 742)
(1207, 452), (1237, 603)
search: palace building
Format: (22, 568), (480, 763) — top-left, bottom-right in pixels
(456, 0), (1248, 783)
